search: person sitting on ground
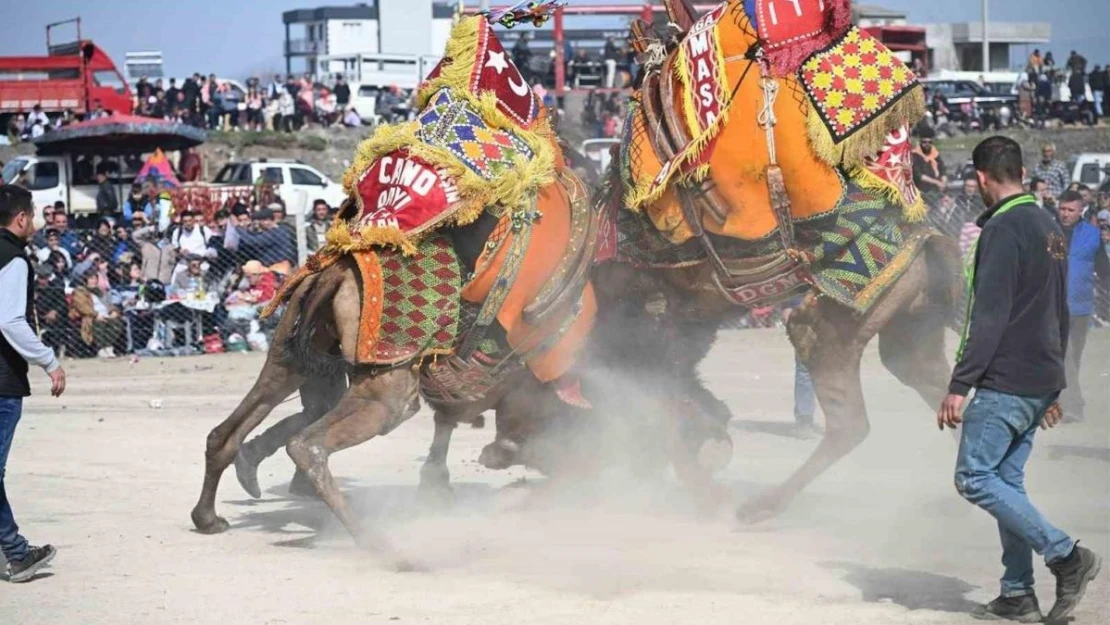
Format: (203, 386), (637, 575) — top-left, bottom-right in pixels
(342, 106), (361, 128)
(70, 268), (123, 359)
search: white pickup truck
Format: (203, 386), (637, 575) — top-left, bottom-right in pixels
(1, 153), (130, 223)
(211, 159), (347, 211)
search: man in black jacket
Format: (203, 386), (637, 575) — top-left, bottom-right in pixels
(938, 136), (1101, 622)
(0, 186), (67, 583)
(94, 170), (118, 218)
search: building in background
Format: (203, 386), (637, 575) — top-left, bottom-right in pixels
(925, 21), (1050, 72)
(281, 1), (455, 79)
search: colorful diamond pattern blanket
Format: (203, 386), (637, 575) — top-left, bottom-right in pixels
(367, 234), (462, 365)
(800, 188), (929, 312)
(416, 89), (535, 183)
(800, 27), (918, 144)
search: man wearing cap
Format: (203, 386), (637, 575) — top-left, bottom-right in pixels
(0, 186), (66, 583)
(912, 128), (947, 199)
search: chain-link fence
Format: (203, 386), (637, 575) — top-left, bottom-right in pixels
(28, 186), (1109, 360)
(29, 208), (325, 359)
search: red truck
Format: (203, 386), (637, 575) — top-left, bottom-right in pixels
(0, 18), (133, 128)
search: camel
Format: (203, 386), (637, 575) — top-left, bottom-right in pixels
(592, 0), (964, 520)
(191, 13), (600, 551)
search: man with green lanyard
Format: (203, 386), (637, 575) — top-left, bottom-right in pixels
(937, 136), (1101, 622)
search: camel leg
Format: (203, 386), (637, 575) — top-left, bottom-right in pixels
(235, 370), (349, 498)
(417, 411), (457, 502)
(285, 367), (420, 551)
(192, 357), (304, 533)
(736, 257), (931, 524)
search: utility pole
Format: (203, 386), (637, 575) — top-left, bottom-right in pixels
(981, 0), (990, 73)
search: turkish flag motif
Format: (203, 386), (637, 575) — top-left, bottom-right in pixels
(471, 22), (538, 127)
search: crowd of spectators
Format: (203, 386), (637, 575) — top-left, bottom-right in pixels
(130, 73), (371, 133)
(23, 193), (336, 360)
(924, 49), (1110, 134)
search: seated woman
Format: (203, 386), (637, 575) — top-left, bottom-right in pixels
(222, 260), (277, 338)
(70, 269), (125, 358)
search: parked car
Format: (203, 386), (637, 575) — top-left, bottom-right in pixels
(1070, 153), (1110, 188)
(921, 78), (1016, 116)
(211, 159), (346, 211)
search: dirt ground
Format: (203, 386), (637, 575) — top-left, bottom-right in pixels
(5, 328), (1108, 625)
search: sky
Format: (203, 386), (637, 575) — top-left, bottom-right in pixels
(3, 0), (1108, 79)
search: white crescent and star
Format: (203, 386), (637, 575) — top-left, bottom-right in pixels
(486, 50), (531, 97)
(485, 50), (509, 74)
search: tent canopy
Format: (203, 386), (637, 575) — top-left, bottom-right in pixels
(32, 114), (207, 155)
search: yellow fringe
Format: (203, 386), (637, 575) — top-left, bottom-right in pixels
(415, 16), (483, 111)
(806, 85), (926, 169)
(333, 15), (558, 254)
(323, 220), (419, 256)
(628, 20), (733, 213)
(624, 102), (730, 211)
(849, 165), (928, 223)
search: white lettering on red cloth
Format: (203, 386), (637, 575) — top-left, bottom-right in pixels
(355, 150), (461, 234)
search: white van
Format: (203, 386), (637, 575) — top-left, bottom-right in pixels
(211, 159), (347, 211)
(1071, 153), (1110, 188)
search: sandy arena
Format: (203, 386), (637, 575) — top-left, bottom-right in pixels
(4, 328), (1108, 624)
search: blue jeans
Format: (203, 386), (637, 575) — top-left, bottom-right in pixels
(954, 388), (1075, 598)
(794, 355), (816, 425)
(0, 397), (30, 564)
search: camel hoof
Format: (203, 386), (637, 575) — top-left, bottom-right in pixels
(233, 450), (263, 499)
(418, 465), (454, 506)
(479, 439), (520, 470)
(192, 511), (231, 535)
(735, 496), (786, 525)
(696, 436), (734, 475)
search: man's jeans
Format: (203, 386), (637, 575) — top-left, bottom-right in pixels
(794, 355), (816, 425)
(955, 389), (1075, 598)
(1094, 90), (1104, 117)
(0, 397), (30, 564)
